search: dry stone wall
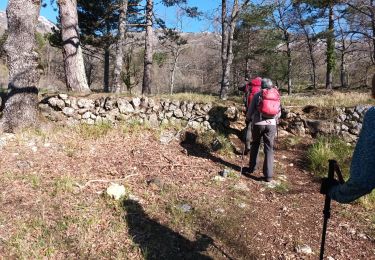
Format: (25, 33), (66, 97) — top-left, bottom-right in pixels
(280, 105), (371, 142)
(39, 94), (371, 142)
(40, 94), (228, 132)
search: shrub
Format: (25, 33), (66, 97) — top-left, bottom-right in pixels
(307, 136), (353, 178)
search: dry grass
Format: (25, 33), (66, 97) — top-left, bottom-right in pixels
(158, 93), (219, 103)
(282, 91), (375, 107)
(0, 124), (374, 258)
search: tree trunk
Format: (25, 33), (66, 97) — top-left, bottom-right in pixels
(58, 0), (90, 93)
(339, 31), (348, 88)
(0, 0), (41, 133)
(340, 56), (348, 88)
(142, 0), (153, 95)
(104, 46), (110, 92)
(220, 0), (238, 100)
(285, 31), (292, 95)
(371, 0), (375, 64)
(311, 57), (317, 89)
(170, 50), (180, 94)
(326, 2), (335, 90)
(220, 0), (228, 96)
(306, 38), (317, 89)
(113, 0), (129, 93)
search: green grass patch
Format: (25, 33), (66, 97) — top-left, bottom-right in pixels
(63, 142), (79, 158)
(52, 175), (75, 195)
(121, 119), (153, 135)
(23, 174), (42, 189)
(197, 131), (234, 158)
(166, 201), (195, 228)
(307, 136), (353, 178)
(76, 122), (113, 140)
(273, 181), (290, 194)
(359, 190), (375, 210)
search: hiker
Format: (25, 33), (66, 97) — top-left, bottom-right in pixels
(321, 74), (375, 203)
(238, 76), (250, 112)
(238, 76), (262, 153)
(245, 78), (281, 182)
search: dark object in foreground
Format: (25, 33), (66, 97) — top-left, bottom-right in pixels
(319, 160), (344, 260)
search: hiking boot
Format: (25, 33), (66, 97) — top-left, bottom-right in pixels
(241, 167), (255, 176)
(264, 177), (272, 182)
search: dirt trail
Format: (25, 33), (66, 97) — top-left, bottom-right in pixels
(0, 126), (373, 259)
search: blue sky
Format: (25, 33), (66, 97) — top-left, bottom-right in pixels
(0, 0), (222, 32)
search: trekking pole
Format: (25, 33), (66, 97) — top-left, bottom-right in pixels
(240, 142), (246, 175)
(319, 160), (335, 260)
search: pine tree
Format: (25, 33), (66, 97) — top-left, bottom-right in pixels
(1, 0), (41, 132)
(58, 0), (90, 93)
(298, 0), (342, 90)
(77, 0), (143, 92)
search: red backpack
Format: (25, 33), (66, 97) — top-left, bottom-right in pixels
(258, 87), (281, 118)
(246, 77), (262, 108)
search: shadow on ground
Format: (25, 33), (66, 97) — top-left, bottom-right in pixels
(180, 132), (241, 172)
(123, 199), (213, 260)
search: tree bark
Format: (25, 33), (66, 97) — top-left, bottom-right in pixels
(170, 49), (181, 94)
(285, 31), (292, 95)
(113, 0), (129, 93)
(340, 51), (348, 88)
(220, 0), (228, 97)
(58, 0), (90, 93)
(142, 0), (153, 95)
(326, 2), (335, 90)
(307, 38), (317, 89)
(0, 0), (41, 133)
(104, 45), (110, 92)
(220, 0), (238, 100)
(371, 0), (375, 64)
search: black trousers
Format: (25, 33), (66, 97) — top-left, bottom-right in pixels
(249, 124), (277, 179)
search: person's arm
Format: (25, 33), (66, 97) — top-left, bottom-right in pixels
(328, 108), (375, 203)
(329, 179), (374, 203)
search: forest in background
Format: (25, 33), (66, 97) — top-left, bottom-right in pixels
(0, 0), (374, 96)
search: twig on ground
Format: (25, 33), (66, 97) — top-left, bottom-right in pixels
(140, 163), (205, 168)
(74, 174), (139, 189)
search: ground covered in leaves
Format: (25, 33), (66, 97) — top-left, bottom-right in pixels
(0, 122), (374, 259)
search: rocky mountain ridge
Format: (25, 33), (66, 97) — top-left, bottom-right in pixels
(0, 10), (55, 35)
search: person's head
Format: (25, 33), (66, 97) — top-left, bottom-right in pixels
(372, 74), (375, 99)
(261, 78), (273, 89)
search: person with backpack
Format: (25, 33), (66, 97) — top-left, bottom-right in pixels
(238, 76), (262, 154)
(238, 76), (251, 112)
(321, 74), (375, 203)
(245, 78), (281, 182)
